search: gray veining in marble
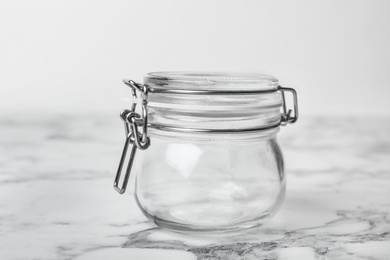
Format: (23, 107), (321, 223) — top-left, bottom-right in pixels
(0, 115), (389, 259)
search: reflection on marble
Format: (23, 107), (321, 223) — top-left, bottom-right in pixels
(0, 114), (389, 259)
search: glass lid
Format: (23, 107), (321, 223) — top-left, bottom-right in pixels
(144, 72), (279, 93)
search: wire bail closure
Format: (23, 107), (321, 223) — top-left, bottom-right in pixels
(278, 86), (299, 126)
(114, 80), (298, 194)
(113, 79), (150, 194)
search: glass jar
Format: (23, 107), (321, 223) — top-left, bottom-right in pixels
(114, 72), (298, 234)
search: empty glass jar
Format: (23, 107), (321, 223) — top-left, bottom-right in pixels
(114, 72), (298, 234)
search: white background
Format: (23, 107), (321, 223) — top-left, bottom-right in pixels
(1, 0), (389, 117)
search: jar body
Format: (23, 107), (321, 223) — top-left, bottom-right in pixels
(134, 129), (285, 234)
(114, 72), (298, 234)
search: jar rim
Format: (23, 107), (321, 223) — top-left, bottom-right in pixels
(145, 71), (279, 93)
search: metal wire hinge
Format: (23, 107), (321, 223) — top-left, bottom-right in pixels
(114, 82), (298, 194)
(278, 86), (299, 126)
(113, 80), (150, 194)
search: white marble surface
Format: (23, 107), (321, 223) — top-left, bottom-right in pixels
(1, 114), (390, 259)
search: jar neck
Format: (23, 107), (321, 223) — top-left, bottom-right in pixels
(146, 92), (283, 132)
(148, 126), (280, 142)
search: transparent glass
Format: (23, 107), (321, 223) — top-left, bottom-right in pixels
(128, 72), (287, 234)
(134, 129), (285, 234)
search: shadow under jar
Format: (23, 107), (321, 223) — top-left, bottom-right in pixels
(114, 72), (298, 235)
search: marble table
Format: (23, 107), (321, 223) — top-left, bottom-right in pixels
(1, 114), (389, 260)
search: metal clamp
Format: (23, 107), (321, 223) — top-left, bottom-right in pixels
(114, 81), (298, 194)
(113, 80), (150, 194)
(278, 86), (298, 126)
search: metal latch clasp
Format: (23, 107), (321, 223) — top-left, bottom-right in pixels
(113, 80), (150, 194)
(278, 86), (299, 126)
(114, 82), (298, 194)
